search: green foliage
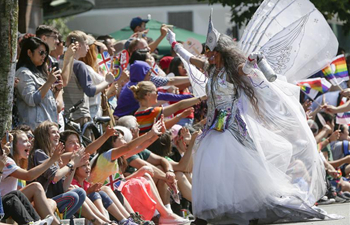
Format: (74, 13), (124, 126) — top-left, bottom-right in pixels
(43, 17), (72, 38)
(198, 0), (350, 34)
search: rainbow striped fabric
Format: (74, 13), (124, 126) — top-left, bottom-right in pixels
(297, 78), (331, 99)
(332, 55), (348, 80)
(317, 54), (349, 85)
(135, 107), (163, 135)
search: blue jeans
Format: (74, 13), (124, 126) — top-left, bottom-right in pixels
(88, 191), (113, 209)
(52, 188), (86, 219)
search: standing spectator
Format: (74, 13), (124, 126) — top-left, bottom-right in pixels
(96, 35), (116, 57)
(130, 17), (149, 33)
(63, 31), (114, 126)
(35, 25), (60, 68)
(15, 37), (62, 130)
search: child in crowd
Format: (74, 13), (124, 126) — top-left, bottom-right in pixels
(0, 129), (63, 224)
(89, 119), (189, 224)
(60, 129), (151, 225)
(27, 121), (91, 223)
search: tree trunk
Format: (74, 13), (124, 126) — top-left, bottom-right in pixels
(0, 0), (18, 137)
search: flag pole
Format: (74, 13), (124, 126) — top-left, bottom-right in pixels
(301, 90), (322, 107)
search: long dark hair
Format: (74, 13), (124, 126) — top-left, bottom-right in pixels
(91, 135), (128, 173)
(211, 34), (259, 114)
(129, 49), (149, 65)
(16, 36), (49, 78)
(169, 57), (182, 76)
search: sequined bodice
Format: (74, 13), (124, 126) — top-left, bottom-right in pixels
(204, 67), (253, 146)
(205, 68), (238, 128)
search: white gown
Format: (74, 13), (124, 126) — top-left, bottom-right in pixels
(192, 67), (327, 224)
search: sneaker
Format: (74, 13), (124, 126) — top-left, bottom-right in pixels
(317, 196), (336, 205)
(337, 192), (350, 201)
(130, 212), (155, 225)
(335, 195), (347, 203)
(159, 216), (189, 225)
(31, 215), (54, 225)
(119, 219), (138, 225)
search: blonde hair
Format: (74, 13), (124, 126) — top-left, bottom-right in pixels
(66, 30), (87, 46)
(129, 81), (155, 101)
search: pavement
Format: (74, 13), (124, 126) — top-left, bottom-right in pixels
(274, 202), (350, 225)
(184, 203), (350, 225)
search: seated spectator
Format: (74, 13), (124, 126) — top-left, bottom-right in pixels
(15, 37), (62, 130)
(60, 129), (151, 224)
(159, 56), (173, 74)
(114, 61), (192, 118)
(89, 121), (188, 224)
(72, 161), (138, 225)
(0, 139), (48, 225)
(28, 121), (87, 222)
(117, 116), (183, 211)
(130, 81), (204, 135)
(0, 129), (62, 224)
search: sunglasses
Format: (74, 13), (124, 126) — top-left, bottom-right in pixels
(45, 35), (58, 40)
(38, 50), (48, 56)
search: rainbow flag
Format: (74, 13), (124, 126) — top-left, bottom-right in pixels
(332, 54), (348, 80)
(297, 78), (331, 99)
(113, 57), (122, 81)
(314, 54), (349, 85)
(321, 64), (337, 85)
(336, 96), (350, 124)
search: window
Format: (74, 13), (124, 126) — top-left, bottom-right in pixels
(168, 11), (193, 31)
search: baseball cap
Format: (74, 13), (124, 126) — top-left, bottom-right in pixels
(130, 17), (149, 31)
(159, 56), (174, 71)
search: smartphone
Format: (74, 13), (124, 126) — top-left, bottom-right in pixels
(70, 37), (76, 45)
(52, 61), (59, 72)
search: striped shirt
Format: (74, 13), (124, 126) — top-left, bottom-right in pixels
(134, 107), (163, 135)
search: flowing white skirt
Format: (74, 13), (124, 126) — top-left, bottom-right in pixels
(192, 129), (325, 224)
(192, 69), (332, 224)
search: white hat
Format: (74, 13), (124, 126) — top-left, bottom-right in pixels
(114, 125), (133, 143)
(205, 8), (221, 51)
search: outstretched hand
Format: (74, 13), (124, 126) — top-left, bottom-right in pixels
(52, 142), (65, 161)
(321, 104), (337, 114)
(151, 115), (166, 136)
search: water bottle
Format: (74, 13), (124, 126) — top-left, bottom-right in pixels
(257, 58), (277, 82)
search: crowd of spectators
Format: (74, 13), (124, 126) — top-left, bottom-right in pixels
(1, 15), (350, 225)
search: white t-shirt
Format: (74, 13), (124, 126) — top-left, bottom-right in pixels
(0, 157), (19, 196)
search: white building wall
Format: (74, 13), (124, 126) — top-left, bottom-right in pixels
(66, 4), (235, 37)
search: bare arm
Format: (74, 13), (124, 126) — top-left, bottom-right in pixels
(149, 25), (167, 53)
(61, 43), (77, 86)
(128, 158), (167, 181)
(85, 126), (116, 155)
(171, 132), (198, 172)
(11, 144), (64, 181)
(167, 77), (190, 86)
(163, 97), (204, 117)
(111, 130), (159, 161)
